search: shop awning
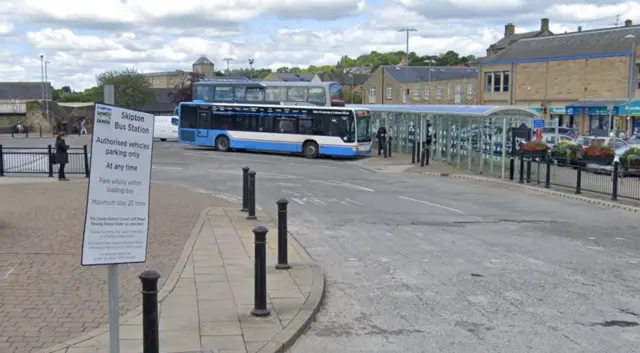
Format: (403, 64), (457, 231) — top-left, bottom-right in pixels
(565, 99), (627, 115)
(618, 100), (640, 116)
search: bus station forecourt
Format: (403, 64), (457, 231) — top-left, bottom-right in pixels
(6, 97), (640, 353)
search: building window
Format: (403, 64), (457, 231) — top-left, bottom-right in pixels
(402, 88), (409, 103)
(467, 84), (473, 100)
(386, 86), (393, 99)
(369, 86), (376, 103)
(493, 73), (502, 92)
(485, 73), (493, 92)
(425, 87), (430, 99)
(437, 87), (443, 98)
(502, 72), (510, 92)
(414, 87), (420, 99)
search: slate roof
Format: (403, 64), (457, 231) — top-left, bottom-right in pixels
(382, 66), (479, 83)
(485, 25), (640, 63)
(193, 56), (213, 65)
(0, 82), (53, 100)
(270, 73), (317, 82)
(319, 72), (369, 85)
(493, 31), (544, 49)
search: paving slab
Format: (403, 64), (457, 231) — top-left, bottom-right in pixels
(0, 180), (231, 353)
(55, 207), (324, 353)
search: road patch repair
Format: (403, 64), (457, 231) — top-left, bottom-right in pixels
(0, 180), (323, 353)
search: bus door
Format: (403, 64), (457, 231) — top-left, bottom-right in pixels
(197, 108), (210, 138)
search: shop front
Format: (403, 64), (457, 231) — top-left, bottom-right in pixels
(618, 100), (640, 136)
(565, 100), (626, 136)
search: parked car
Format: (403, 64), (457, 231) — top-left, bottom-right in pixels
(542, 127), (577, 139)
(540, 134), (573, 149)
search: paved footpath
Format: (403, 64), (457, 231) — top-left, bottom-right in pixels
(45, 206), (323, 353)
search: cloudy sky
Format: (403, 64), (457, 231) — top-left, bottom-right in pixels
(0, 0), (638, 91)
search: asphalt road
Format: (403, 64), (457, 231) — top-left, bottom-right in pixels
(142, 141), (640, 353)
(5, 137), (640, 352)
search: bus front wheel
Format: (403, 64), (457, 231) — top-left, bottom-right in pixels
(303, 141), (319, 158)
(216, 135), (230, 152)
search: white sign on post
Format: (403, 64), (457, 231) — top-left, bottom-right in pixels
(81, 103), (155, 266)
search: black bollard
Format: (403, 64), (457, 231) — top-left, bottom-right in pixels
(518, 155), (524, 184)
(241, 167), (250, 212)
(526, 159), (532, 183)
(411, 139), (416, 164)
(0, 144), (4, 176)
(576, 166), (582, 194)
(612, 162), (619, 201)
(388, 137), (393, 157)
(275, 199), (291, 270)
(139, 270), (161, 353)
(247, 171), (257, 220)
(83, 145), (90, 178)
(47, 144), (54, 178)
(509, 157), (515, 181)
(420, 145), (425, 167)
(251, 226), (271, 317)
(545, 157), (551, 188)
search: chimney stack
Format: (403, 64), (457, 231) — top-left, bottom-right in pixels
(504, 23), (515, 36)
(578, 26), (582, 32)
(541, 18), (550, 31)
(625, 19), (633, 27)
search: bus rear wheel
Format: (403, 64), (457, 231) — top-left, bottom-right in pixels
(303, 141), (319, 158)
(216, 135), (230, 152)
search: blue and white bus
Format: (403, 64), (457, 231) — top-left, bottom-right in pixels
(177, 102), (372, 158)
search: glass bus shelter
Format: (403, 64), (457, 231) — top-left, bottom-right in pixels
(352, 104), (540, 179)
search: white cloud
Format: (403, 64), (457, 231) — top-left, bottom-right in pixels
(1, 0), (640, 91)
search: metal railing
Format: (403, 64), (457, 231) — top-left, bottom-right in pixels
(0, 145), (90, 177)
(509, 155), (640, 201)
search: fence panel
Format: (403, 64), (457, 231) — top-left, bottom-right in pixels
(0, 145), (89, 177)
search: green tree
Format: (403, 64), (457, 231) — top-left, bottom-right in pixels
(169, 72), (204, 104)
(94, 68), (155, 108)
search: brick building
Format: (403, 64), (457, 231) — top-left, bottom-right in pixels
(486, 18), (554, 57)
(364, 66), (479, 104)
(143, 56), (215, 89)
(480, 20), (640, 135)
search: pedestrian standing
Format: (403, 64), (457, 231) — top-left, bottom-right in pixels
(55, 132), (69, 181)
(80, 118), (88, 135)
(376, 125), (387, 156)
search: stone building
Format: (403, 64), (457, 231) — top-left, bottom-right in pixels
(143, 56), (215, 88)
(363, 66), (479, 105)
(480, 19), (640, 135)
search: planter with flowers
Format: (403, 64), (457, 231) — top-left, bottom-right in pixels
(619, 146), (640, 173)
(519, 140), (549, 158)
(551, 140), (581, 164)
(580, 145), (615, 165)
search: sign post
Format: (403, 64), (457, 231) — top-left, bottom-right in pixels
(81, 85), (155, 353)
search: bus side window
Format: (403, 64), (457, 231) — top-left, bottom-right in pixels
(298, 118), (312, 134)
(231, 113), (258, 132)
(287, 87), (307, 102)
(259, 116), (274, 132)
(308, 88), (326, 105)
(266, 87), (286, 101)
(180, 105), (198, 129)
(246, 88), (265, 102)
(211, 112), (231, 130)
(215, 86), (234, 101)
(235, 86), (247, 101)
(276, 118), (296, 133)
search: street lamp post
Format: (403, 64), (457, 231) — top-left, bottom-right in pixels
(626, 34), (636, 136)
(44, 60), (50, 127)
(398, 28), (417, 104)
(248, 59), (254, 80)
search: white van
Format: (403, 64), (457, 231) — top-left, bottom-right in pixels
(154, 116), (179, 141)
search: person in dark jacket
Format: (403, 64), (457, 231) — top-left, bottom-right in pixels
(55, 132), (69, 181)
(376, 125), (387, 156)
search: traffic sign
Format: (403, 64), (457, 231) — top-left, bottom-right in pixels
(533, 119), (545, 129)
